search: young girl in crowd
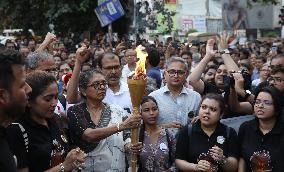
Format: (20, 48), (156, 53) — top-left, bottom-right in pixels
(175, 93), (239, 172)
(238, 86), (284, 172)
(7, 71), (86, 172)
(137, 96), (176, 172)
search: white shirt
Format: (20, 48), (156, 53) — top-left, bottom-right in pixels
(54, 101), (65, 115)
(121, 64), (131, 83)
(252, 78), (261, 87)
(103, 81), (132, 113)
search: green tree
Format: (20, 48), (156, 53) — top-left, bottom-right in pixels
(0, 0), (109, 36)
(0, 0), (100, 35)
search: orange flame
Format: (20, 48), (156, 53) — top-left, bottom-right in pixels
(134, 45), (148, 78)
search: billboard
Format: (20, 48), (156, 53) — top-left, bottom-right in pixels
(135, 0), (176, 34)
(178, 16), (207, 35)
(222, 0), (247, 30)
(222, 0), (276, 30)
(246, 3), (275, 29)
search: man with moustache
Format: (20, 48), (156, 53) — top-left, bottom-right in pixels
(149, 57), (201, 136)
(0, 50), (32, 171)
(98, 53), (132, 113)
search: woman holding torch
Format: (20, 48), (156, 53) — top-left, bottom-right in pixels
(67, 69), (142, 172)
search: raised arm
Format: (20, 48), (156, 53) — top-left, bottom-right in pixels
(228, 73), (253, 115)
(36, 32), (56, 52)
(188, 39), (216, 94)
(66, 45), (90, 104)
(216, 33), (239, 72)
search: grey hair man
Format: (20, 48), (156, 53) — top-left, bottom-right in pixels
(26, 51), (57, 74)
(149, 57), (201, 136)
(26, 51), (65, 115)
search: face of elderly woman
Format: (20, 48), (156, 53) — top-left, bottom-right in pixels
(199, 98), (222, 127)
(29, 82), (58, 119)
(254, 92), (275, 120)
(141, 99), (159, 125)
(84, 73), (107, 101)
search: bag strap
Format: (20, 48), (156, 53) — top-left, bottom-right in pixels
(187, 124), (193, 138)
(165, 128), (172, 165)
(225, 126), (230, 139)
(12, 123), (29, 153)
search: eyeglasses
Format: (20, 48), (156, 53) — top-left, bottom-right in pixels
(87, 81), (108, 90)
(166, 69), (186, 77)
(267, 76), (284, 83)
(260, 69), (270, 72)
(254, 99), (273, 106)
(102, 65), (121, 71)
(270, 65), (283, 70)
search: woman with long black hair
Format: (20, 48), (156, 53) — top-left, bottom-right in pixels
(238, 86), (284, 172)
(137, 96), (176, 172)
(7, 71), (86, 172)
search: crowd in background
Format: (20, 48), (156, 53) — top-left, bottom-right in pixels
(0, 31), (284, 172)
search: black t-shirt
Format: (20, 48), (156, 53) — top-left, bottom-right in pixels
(238, 118), (284, 172)
(253, 81), (269, 95)
(0, 126), (17, 172)
(6, 116), (69, 172)
(176, 121), (239, 172)
(203, 81), (223, 95)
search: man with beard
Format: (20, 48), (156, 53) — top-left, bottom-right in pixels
(189, 39), (248, 118)
(188, 39), (238, 96)
(0, 50), (32, 171)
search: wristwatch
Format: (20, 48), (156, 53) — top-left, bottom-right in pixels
(244, 90), (251, 100)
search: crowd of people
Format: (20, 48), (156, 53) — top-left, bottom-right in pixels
(0, 31), (284, 172)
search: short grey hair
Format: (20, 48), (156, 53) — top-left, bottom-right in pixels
(165, 57), (188, 71)
(26, 51), (53, 70)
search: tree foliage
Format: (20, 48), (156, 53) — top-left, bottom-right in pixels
(0, 0), (134, 36)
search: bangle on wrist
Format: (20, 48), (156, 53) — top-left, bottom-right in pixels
(59, 163), (65, 172)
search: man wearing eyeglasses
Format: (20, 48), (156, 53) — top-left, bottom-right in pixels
(254, 54), (284, 95)
(268, 67), (284, 93)
(149, 57), (201, 136)
(98, 53), (132, 114)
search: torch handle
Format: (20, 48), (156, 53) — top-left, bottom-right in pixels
(131, 107), (140, 172)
